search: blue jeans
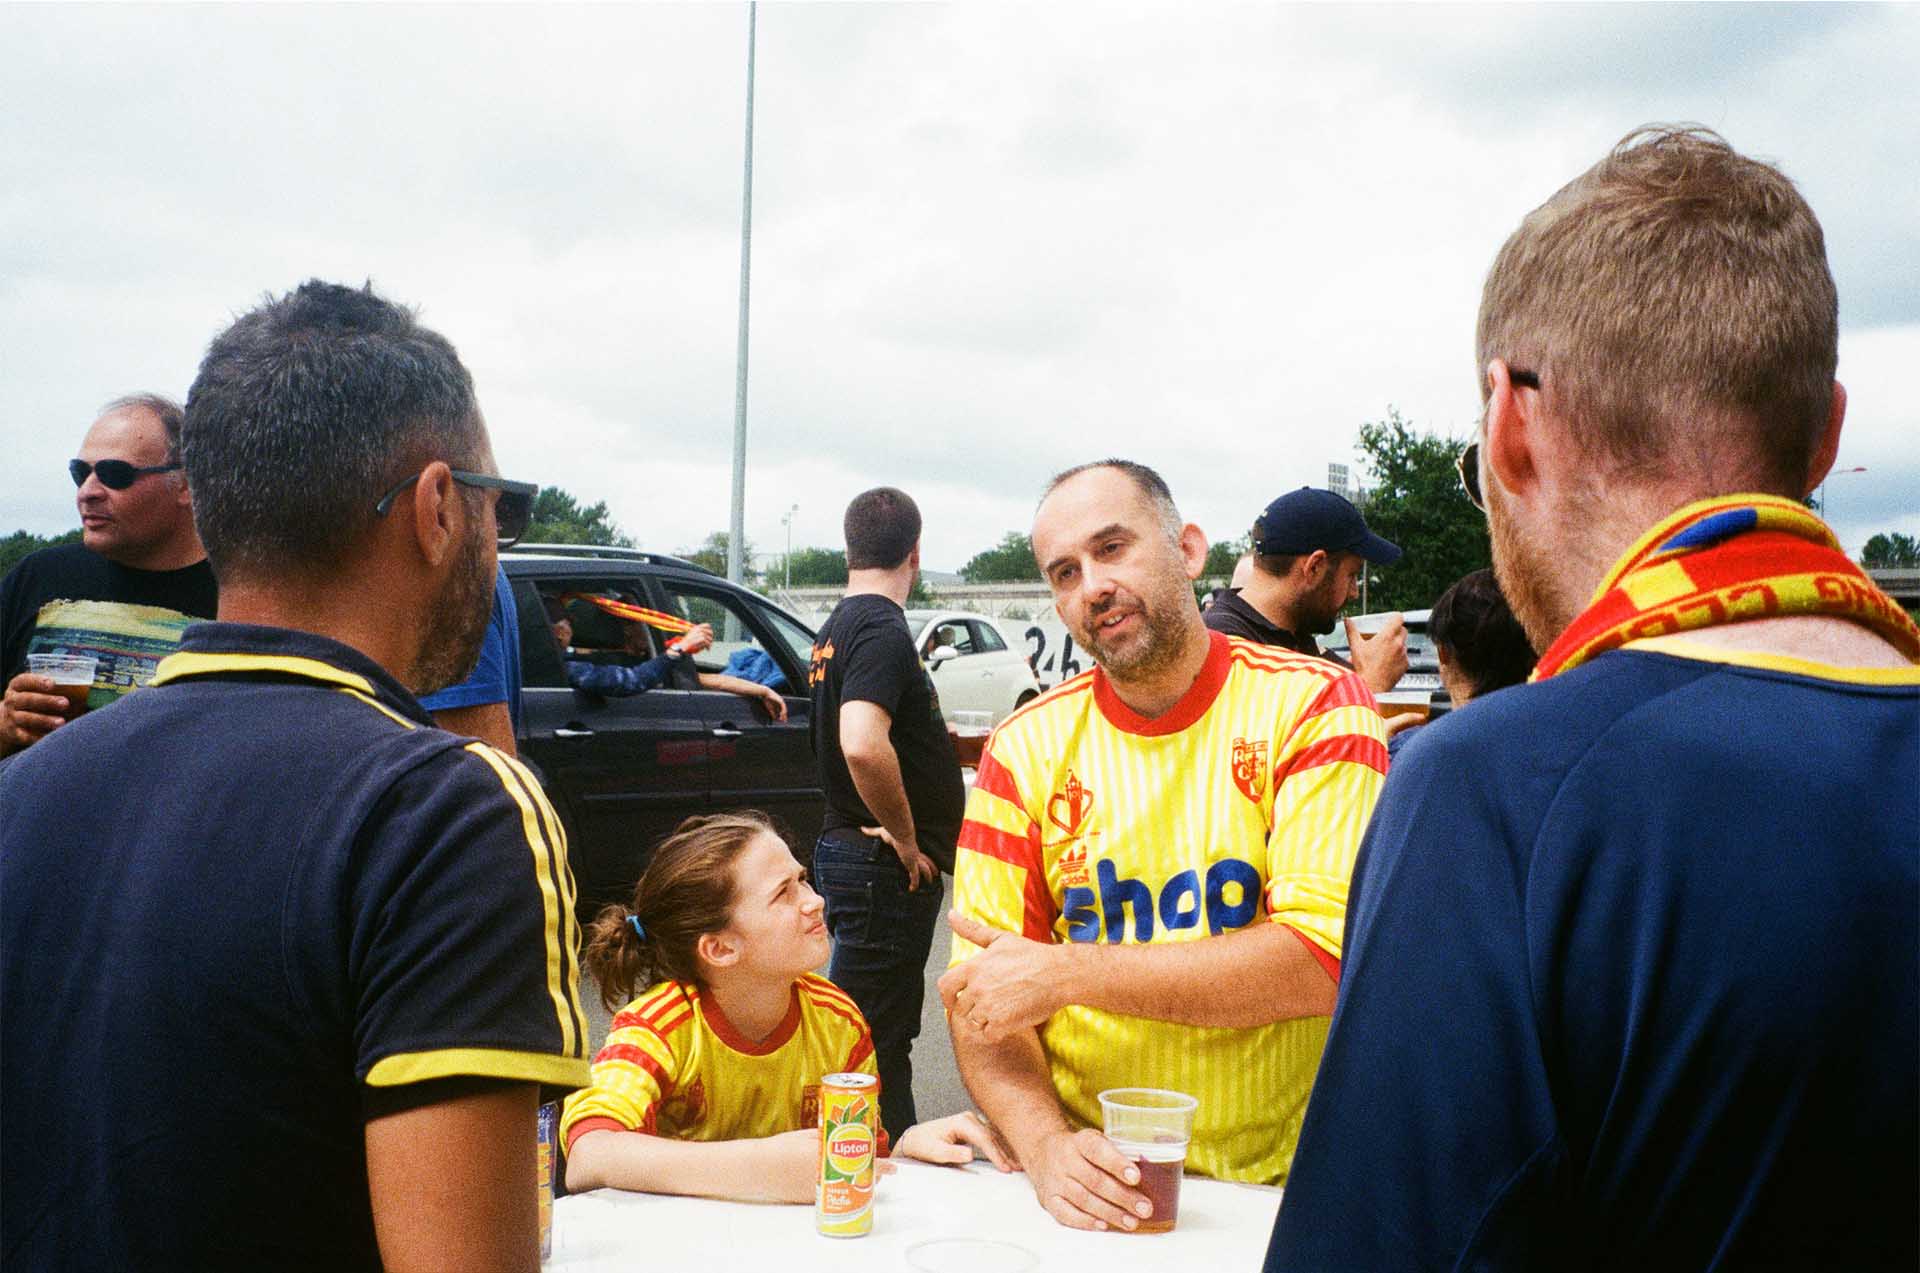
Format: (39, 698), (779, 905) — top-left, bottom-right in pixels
(811, 831), (945, 1144)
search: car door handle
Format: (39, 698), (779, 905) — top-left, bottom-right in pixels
(554, 727), (595, 738)
(711, 726), (744, 738)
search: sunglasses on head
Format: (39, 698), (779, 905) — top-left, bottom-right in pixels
(373, 469), (537, 550)
(69, 458), (182, 490)
(1458, 369), (1541, 512)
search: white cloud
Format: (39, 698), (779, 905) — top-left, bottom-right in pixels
(4, 2), (1914, 575)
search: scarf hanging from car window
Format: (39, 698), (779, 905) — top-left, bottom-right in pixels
(1532, 493), (1920, 681)
(566, 593), (695, 636)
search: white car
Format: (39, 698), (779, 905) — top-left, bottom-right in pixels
(905, 610), (1044, 725)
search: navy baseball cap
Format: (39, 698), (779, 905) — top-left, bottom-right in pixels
(1250, 487), (1403, 564)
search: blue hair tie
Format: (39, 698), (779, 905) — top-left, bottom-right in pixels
(627, 915), (647, 942)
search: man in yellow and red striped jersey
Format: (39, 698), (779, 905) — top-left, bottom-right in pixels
(937, 460), (1387, 1230)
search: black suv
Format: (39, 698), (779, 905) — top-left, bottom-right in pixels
(500, 546), (824, 918)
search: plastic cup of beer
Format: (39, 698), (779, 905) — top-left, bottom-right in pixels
(1097, 1087), (1197, 1233)
(27, 653), (98, 720)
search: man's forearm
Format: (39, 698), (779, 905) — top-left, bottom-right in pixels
(845, 748), (917, 849)
(951, 1018), (1072, 1165)
(1055, 920), (1336, 1026)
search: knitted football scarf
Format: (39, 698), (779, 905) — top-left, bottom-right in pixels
(1532, 494), (1920, 681)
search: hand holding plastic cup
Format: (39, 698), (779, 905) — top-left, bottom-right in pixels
(26, 653), (98, 720)
(1097, 1087), (1197, 1233)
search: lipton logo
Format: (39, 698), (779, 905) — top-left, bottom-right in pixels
(1046, 771), (1094, 836)
(1231, 738), (1269, 804)
(829, 1134), (871, 1158)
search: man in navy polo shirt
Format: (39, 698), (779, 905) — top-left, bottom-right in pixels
(0, 280), (587, 1271)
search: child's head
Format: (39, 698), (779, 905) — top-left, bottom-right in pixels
(581, 812), (827, 1013)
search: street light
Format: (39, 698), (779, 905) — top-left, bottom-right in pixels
(782, 503), (798, 589)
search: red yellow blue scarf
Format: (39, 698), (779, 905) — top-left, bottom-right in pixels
(566, 592), (694, 636)
(1532, 494), (1920, 681)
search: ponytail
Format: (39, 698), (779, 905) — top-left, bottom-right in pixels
(580, 811), (777, 1014)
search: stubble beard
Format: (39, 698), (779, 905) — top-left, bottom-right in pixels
(1486, 482), (1567, 655)
(411, 513), (496, 696)
(1300, 571), (1348, 636)
(1077, 573), (1193, 681)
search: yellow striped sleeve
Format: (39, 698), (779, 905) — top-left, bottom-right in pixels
(951, 736), (1051, 961)
(559, 1001), (685, 1144)
(1264, 674), (1388, 956)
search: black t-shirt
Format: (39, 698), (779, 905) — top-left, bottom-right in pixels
(0, 542), (219, 697)
(1203, 588), (1357, 671)
(808, 594), (965, 871)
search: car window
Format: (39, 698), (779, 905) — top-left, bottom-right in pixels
(969, 620), (1007, 653)
(519, 579), (665, 688)
(930, 621), (974, 656)
(754, 602), (817, 674)
(655, 579), (794, 693)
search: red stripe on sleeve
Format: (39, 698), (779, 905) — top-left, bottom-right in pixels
(1020, 828), (1058, 941)
(564, 1115), (633, 1156)
(595, 1042), (673, 1091)
(1300, 671), (1379, 719)
(1285, 924), (1342, 985)
(959, 821), (1039, 868)
(971, 748), (1026, 807)
(955, 820), (1056, 941)
(1277, 732), (1388, 781)
(845, 1033), (874, 1073)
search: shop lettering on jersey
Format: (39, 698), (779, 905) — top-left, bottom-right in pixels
(1062, 857), (1263, 943)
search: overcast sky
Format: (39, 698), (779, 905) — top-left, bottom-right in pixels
(5, 2), (1915, 572)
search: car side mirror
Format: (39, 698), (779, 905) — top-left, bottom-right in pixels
(927, 644), (960, 667)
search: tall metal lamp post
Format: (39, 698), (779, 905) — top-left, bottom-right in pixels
(726, 2), (757, 585)
(782, 503), (798, 589)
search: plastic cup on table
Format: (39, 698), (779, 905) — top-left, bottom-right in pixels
(26, 653), (99, 720)
(1097, 1087), (1198, 1234)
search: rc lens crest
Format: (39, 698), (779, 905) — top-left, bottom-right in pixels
(1231, 737), (1269, 803)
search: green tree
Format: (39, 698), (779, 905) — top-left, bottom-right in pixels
(1203, 535), (1248, 580)
(0, 528), (83, 578)
(685, 531), (758, 582)
(782, 546), (848, 586)
(1353, 408), (1491, 612)
(524, 487), (634, 548)
(961, 532), (1040, 582)
(1862, 531), (1920, 568)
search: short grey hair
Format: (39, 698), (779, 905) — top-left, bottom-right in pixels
(1041, 458), (1183, 545)
(183, 279), (484, 582)
(99, 393), (187, 466)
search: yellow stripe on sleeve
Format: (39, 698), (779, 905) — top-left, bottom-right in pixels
(467, 743), (582, 1059)
(494, 747), (590, 1050)
(366, 1047), (591, 1088)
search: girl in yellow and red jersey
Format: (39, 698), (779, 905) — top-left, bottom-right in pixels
(561, 812), (1010, 1202)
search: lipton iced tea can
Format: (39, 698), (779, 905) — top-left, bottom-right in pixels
(537, 1100), (558, 1260)
(815, 1072), (878, 1237)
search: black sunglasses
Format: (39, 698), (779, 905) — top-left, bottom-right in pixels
(373, 469), (537, 549)
(1458, 369), (1541, 511)
(69, 458), (182, 490)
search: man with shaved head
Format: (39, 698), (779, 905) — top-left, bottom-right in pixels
(939, 459), (1387, 1227)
